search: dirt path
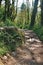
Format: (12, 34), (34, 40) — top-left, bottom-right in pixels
(0, 59), (4, 65)
(0, 30), (43, 65)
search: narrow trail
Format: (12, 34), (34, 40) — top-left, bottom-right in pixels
(0, 30), (43, 65)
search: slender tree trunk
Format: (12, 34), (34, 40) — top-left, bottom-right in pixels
(11, 0), (15, 21)
(30, 0), (39, 28)
(12, 0), (14, 7)
(4, 0), (8, 20)
(7, 0), (10, 17)
(0, 1), (1, 7)
(16, 0), (18, 15)
(26, 0), (29, 22)
(4, 0), (10, 20)
(41, 0), (43, 26)
(0, 0), (2, 7)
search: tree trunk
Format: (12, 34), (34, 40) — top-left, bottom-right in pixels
(7, 0), (10, 17)
(16, 0), (18, 15)
(26, 0), (29, 22)
(41, 0), (43, 26)
(3, 0), (10, 21)
(4, 0), (8, 20)
(0, 0), (2, 7)
(11, 0), (15, 21)
(30, 0), (39, 28)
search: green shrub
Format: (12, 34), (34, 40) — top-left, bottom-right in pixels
(0, 28), (24, 55)
(0, 7), (4, 21)
(4, 19), (14, 26)
(0, 22), (5, 26)
(33, 25), (43, 41)
(0, 42), (9, 56)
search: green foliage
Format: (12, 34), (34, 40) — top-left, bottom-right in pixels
(4, 18), (14, 26)
(0, 6), (4, 21)
(0, 22), (5, 26)
(0, 18), (15, 27)
(0, 28), (24, 55)
(14, 10), (30, 29)
(0, 42), (9, 55)
(33, 25), (43, 41)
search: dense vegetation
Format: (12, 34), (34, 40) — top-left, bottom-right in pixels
(0, 27), (24, 55)
(0, 0), (43, 55)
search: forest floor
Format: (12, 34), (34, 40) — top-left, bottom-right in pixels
(0, 30), (43, 65)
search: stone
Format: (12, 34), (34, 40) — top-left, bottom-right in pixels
(12, 52), (17, 56)
(3, 56), (7, 60)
